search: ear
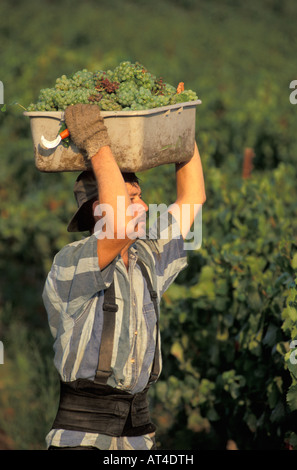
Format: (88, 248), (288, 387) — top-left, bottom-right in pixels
(92, 200), (100, 220)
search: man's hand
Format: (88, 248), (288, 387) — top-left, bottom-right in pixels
(64, 104), (111, 159)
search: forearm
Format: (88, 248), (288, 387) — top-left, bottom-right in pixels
(64, 104), (135, 268)
(91, 145), (132, 237)
(175, 142), (206, 206)
(169, 142), (206, 239)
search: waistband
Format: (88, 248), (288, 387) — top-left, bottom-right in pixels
(51, 379), (156, 437)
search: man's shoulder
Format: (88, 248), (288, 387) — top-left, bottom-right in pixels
(53, 235), (94, 267)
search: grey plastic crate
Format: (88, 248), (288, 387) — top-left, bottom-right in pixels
(24, 100), (201, 173)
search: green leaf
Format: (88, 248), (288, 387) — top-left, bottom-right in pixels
(292, 253), (297, 270)
(245, 413), (257, 433)
(170, 341), (184, 363)
(187, 409), (210, 433)
(262, 324), (278, 347)
(270, 401), (285, 423)
(287, 384), (297, 411)
(267, 381), (279, 409)
(206, 407), (220, 422)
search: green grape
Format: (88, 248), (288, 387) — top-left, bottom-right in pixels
(171, 89), (198, 104)
(105, 69), (115, 81)
(55, 75), (71, 91)
(150, 94), (170, 108)
(99, 98), (122, 111)
(70, 88), (96, 106)
(133, 62), (146, 81)
(162, 83), (176, 97)
(28, 62), (198, 112)
(116, 81), (138, 106)
(130, 102), (146, 111)
(136, 86), (153, 106)
(93, 70), (108, 83)
(27, 103), (36, 111)
(71, 69), (94, 89)
(38, 88), (56, 110)
(35, 101), (47, 111)
(132, 62), (156, 90)
(137, 73), (155, 90)
(113, 61), (135, 82)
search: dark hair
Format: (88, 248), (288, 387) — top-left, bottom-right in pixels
(122, 172), (140, 186)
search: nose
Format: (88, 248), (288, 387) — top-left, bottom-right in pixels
(134, 196), (148, 212)
(141, 199), (149, 212)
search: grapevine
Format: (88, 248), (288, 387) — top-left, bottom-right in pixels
(27, 61), (198, 112)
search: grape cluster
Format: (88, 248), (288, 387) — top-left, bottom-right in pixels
(171, 89), (199, 104)
(117, 81), (138, 107)
(27, 61), (198, 112)
(113, 61), (136, 83)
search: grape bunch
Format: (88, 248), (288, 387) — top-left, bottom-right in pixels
(27, 61), (198, 112)
(117, 81), (138, 107)
(113, 61), (136, 83)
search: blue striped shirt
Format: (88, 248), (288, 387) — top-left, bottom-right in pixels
(43, 212), (187, 450)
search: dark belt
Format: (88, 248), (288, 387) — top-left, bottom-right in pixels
(52, 379), (156, 437)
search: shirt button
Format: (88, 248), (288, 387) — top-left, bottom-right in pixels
(131, 358), (135, 363)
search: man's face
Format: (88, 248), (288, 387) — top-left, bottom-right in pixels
(126, 182), (148, 239)
(92, 182), (148, 239)
(126, 183), (148, 210)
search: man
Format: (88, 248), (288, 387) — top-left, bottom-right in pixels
(43, 104), (206, 450)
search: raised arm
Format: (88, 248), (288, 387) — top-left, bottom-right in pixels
(91, 145), (136, 268)
(65, 104), (135, 269)
(169, 142), (206, 239)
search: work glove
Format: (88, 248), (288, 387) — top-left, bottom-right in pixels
(64, 103), (111, 159)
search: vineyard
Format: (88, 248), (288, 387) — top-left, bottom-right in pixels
(0, 0), (297, 450)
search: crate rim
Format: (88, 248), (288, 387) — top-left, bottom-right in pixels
(23, 99), (201, 119)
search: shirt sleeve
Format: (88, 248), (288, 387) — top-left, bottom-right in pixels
(42, 234), (117, 337)
(145, 210), (188, 297)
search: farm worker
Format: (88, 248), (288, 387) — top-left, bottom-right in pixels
(42, 103), (206, 450)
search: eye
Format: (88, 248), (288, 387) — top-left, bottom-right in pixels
(130, 193), (142, 202)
